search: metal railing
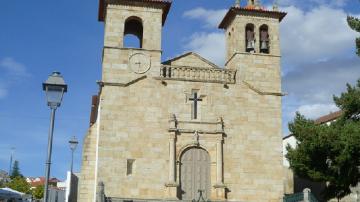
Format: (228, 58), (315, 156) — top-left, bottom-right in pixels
(283, 192), (304, 202)
(283, 188), (319, 202)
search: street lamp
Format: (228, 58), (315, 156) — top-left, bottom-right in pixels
(43, 72), (67, 202)
(68, 136), (78, 173)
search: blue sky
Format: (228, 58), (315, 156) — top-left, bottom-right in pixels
(0, 0), (359, 180)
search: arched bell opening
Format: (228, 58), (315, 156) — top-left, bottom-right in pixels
(259, 24), (270, 54)
(245, 23), (255, 53)
(123, 16), (143, 48)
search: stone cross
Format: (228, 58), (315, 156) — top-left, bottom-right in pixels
(188, 92), (203, 119)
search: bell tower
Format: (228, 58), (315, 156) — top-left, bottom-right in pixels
(220, 0), (286, 62)
(98, 0), (171, 84)
(219, 0), (286, 93)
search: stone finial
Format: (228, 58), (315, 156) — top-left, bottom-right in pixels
(247, 0), (261, 9)
(273, 0), (279, 11)
(255, 0), (261, 9)
(247, 0), (254, 6)
(235, 0), (241, 7)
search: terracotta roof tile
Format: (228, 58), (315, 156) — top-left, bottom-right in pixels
(314, 110), (342, 125)
(283, 111), (343, 140)
(28, 177), (61, 187)
(219, 7), (287, 29)
(98, 0), (172, 25)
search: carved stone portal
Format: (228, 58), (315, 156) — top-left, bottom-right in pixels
(166, 115), (226, 201)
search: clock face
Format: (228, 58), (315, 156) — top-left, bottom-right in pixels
(129, 53), (151, 74)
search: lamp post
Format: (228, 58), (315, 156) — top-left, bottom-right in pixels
(43, 72), (67, 202)
(68, 136), (78, 173)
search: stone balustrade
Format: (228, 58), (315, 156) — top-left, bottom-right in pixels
(159, 65), (236, 84)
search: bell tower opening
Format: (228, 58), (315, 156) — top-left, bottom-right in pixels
(245, 24), (255, 53)
(259, 24), (269, 54)
(124, 17), (143, 49)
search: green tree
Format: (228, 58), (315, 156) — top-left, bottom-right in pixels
(32, 185), (44, 199)
(347, 1), (360, 56)
(11, 160), (23, 179)
(5, 176), (31, 194)
(286, 79), (360, 201)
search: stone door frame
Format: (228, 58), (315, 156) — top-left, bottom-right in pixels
(165, 115), (226, 201)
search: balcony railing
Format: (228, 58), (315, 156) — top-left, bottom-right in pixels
(159, 65), (236, 84)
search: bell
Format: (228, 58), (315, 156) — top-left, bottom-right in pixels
(247, 41), (254, 49)
(260, 41), (268, 50)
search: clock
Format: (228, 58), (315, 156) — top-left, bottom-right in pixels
(129, 53), (151, 74)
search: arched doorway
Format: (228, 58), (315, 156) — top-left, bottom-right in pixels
(180, 147), (211, 201)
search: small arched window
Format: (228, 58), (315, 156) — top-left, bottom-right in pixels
(259, 24), (270, 54)
(245, 23), (255, 53)
(124, 16), (143, 48)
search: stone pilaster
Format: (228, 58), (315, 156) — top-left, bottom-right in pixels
(216, 140), (223, 185)
(214, 137), (226, 200)
(168, 133), (176, 183)
(165, 133), (178, 199)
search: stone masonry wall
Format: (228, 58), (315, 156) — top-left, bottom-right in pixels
(79, 65), (284, 202)
(78, 124), (98, 202)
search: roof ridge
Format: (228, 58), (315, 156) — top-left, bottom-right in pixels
(314, 110), (342, 124)
(219, 6), (287, 29)
(162, 52), (220, 69)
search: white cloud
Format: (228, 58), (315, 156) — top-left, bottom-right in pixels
(309, 0), (349, 7)
(183, 32), (225, 66)
(282, 57), (360, 134)
(283, 57), (360, 104)
(293, 103), (339, 119)
(182, 7), (227, 66)
(0, 57), (29, 77)
(278, 0), (349, 7)
(0, 57), (30, 99)
(280, 6), (358, 66)
(183, 7), (227, 28)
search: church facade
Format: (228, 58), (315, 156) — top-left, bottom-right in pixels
(78, 0), (287, 201)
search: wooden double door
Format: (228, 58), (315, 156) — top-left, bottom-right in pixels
(180, 147), (211, 201)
